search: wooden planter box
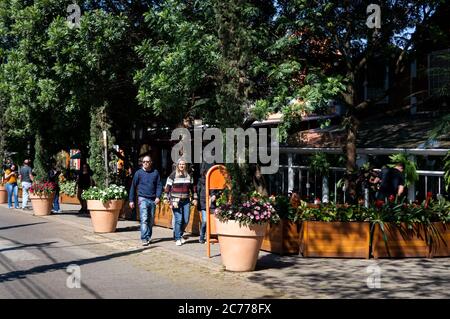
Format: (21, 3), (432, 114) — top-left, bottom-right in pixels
(299, 221), (370, 258)
(153, 202), (173, 228)
(372, 223), (429, 258)
(260, 220), (300, 255)
(184, 206), (201, 235)
(152, 204), (200, 235)
(428, 222), (450, 258)
(0, 185), (6, 204)
(60, 193), (80, 205)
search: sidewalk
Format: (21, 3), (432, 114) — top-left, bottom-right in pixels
(3, 202), (450, 298)
(9, 202), (225, 272)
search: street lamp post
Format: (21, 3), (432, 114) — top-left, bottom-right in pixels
(103, 130), (109, 187)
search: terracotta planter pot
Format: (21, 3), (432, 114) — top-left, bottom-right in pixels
(30, 193), (55, 216)
(60, 193), (80, 205)
(299, 221), (370, 258)
(0, 185), (7, 204)
(87, 200), (124, 233)
(214, 217), (266, 272)
(372, 223), (429, 258)
(261, 220), (300, 255)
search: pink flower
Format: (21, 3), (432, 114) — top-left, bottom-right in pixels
(255, 216), (260, 220)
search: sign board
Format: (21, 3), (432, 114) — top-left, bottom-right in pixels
(206, 164), (229, 257)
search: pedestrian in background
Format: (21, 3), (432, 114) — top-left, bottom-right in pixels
(4, 163), (19, 209)
(76, 163), (95, 214)
(48, 159), (61, 213)
(19, 159), (34, 209)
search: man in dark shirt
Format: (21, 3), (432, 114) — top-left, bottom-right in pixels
(129, 156), (162, 246)
(376, 163), (405, 201)
(19, 159), (34, 210)
(48, 159), (61, 213)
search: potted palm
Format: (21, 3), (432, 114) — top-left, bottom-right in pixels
(214, 191), (280, 271)
(82, 184), (127, 233)
(30, 181), (56, 216)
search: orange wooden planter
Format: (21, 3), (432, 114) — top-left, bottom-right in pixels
(119, 201), (135, 220)
(185, 206), (201, 235)
(299, 221), (370, 258)
(60, 193), (80, 205)
(152, 203), (200, 235)
(153, 202), (173, 228)
(428, 222), (450, 258)
(372, 223), (429, 258)
(261, 220), (300, 255)
(0, 185), (7, 204)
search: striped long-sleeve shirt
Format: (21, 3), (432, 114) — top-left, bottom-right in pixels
(164, 172), (198, 204)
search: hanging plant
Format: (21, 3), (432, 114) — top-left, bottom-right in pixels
(388, 153), (419, 187)
(444, 151), (450, 191)
(309, 152), (330, 176)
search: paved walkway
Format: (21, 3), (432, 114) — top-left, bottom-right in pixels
(2, 202), (450, 298)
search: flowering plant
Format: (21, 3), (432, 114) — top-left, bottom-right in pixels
(214, 191), (280, 226)
(81, 184), (127, 203)
(30, 181), (56, 197)
(60, 180), (77, 197)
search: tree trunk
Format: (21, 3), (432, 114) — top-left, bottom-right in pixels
(345, 115), (359, 202)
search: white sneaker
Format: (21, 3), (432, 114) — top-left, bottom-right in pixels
(181, 238), (186, 244)
(175, 240), (182, 246)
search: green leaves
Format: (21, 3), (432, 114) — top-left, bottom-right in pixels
(445, 151), (450, 191)
(388, 153), (419, 187)
(60, 180), (76, 197)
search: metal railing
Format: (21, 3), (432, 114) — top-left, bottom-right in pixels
(270, 165), (447, 202)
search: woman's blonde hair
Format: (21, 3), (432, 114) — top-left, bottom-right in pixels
(175, 158), (188, 178)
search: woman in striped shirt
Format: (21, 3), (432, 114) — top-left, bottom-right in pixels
(164, 159), (197, 246)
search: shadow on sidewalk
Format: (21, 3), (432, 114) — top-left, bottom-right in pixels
(115, 225), (140, 232)
(0, 245), (153, 298)
(0, 222), (47, 231)
(254, 253), (299, 271)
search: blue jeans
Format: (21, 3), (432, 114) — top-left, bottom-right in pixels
(173, 199), (191, 241)
(138, 197), (156, 241)
(199, 209), (207, 242)
(21, 181), (32, 209)
(53, 189), (60, 212)
(6, 183), (19, 208)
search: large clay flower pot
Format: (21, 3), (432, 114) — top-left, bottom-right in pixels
(30, 193), (55, 216)
(87, 200), (124, 233)
(0, 185), (7, 204)
(214, 217), (267, 272)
